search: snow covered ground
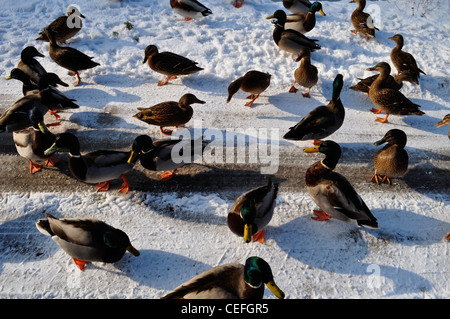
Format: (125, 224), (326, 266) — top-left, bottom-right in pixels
(0, 0), (449, 300)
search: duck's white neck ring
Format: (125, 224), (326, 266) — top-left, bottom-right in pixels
(320, 160), (332, 170)
(70, 153), (81, 158)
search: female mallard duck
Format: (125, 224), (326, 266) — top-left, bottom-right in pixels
(170, 0), (212, 21)
(36, 212), (140, 271)
(350, 70), (417, 94)
(288, 47), (318, 97)
(388, 34), (426, 84)
(284, 74), (344, 144)
(283, 0), (312, 14)
(128, 134), (210, 181)
(133, 93), (205, 135)
(267, 10), (321, 58)
(435, 114), (450, 139)
(371, 129), (408, 185)
(44, 132), (139, 193)
(226, 71), (271, 107)
(161, 256), (284, 299)
(367, 62), (424, 123)
(350, 0), (379, 39)
(143, 45), (204, 86)
(13, 107), (59, 174)
(303, 140), (378, 228)
(16, 46), (46, 86)
(36, 6), (85, 43)
(45, 28), (100, 86)
(227, 179), (278, 244)
(285, 2), (326, 34)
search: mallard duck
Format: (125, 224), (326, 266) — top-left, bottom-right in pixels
(283, 0), (313, 14)
(36, 6), (85, 43)
(6, 69), (79, 119)
(284, 74), (344, 144)
(170, 0), (212, 20)
(367, 62), (424, 123)
(226, 71), (271, 107)
(267, 10), (321, 58)
(161, 256), (284, 299)
(234, 0), (244, 8)
(435, 114), (450, 139)
(142, 45), (204, 86)
(227, 179), (278, 244)
(13, 107), (59, 174)
(303, 140), (378, 228)
(133, 93), (205, 135)
(285, 2), (326, 34)
(128, 134), (210, 181)
(388, 34), (426, 84)
(350, 0), (379, 39)
(16, 46), (46, 86)
(371, 129), (408, 185)
(44, 132), (139, 193)
(44, 28), (100, 86)
(350, 70), (417, 94)
(36, 212), (140, 271)
(0, 73), (77, 132)
(288, 47), (318, 97)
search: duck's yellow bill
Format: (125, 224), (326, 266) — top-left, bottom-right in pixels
(6, 75), (11, 80)
(319, 9), (326, 16)
(127, 151), (138, 164)
(266, 280), (285, 299)
(127, 245), (140, 257)
(244, 224), (252, 243)
(266, 14), (275, 19)
(303, 145), (320, 153)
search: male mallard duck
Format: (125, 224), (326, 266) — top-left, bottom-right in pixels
(161, 256), (284, 299)
(285, 2), (326, 34)
(13, 107), (59, 174)
(16, 46), (46, 86)
(435, 114), (450, 139)
(226, 71), (271, 107)
(367, 62), (424, 123)
(36, 6), (85, 43)
(142, 45), (204, 86)
(45, 28), (100, 86)
(133, 93), (205, 135)
(170, 0), (212, 20)
(350, 0), (379, 39)
(227, 179), (278, 244)
(371, 129), (408, 185)
(388, 34), (426, 84)
(284, 74), (344, 144)
(303, 140), (378, 228)
(44, 132), (139, 193)
(128, 134), (210, 181)
(267, 10), (321, 58)
(350, 70), (417, 94)
(36, 212), (140, 271)
(283, 0), (312, 14)
(6, 68), (38, 96)
(288, 47), (318, 97)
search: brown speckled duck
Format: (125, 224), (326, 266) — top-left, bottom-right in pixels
(350, 0), (379, 39)
(133, 93), (205, 135)
(367, 62), (424, 123)
(283, 0), (313, 14)
(285, 2), (326, 34)
(371, 129), (409, 185)
(303, 140), (378, 228)
(170, 0), (212, 21)
(36, 6), (85, 43)
(227, 179), (278, 244)
(388, 34), (426, 84)
(36, 213), (139, 271)
(161, 256), (284, 299)
(289, 47), (318, 97)
(435, 114), (450, 139)
(143, 45), (204, 86)
(350, 70), (417, 94)
(227, 71), (271, 107)
(45, 28), (100, 86)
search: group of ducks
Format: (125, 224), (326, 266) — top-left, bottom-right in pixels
(1, 0), (449, 299)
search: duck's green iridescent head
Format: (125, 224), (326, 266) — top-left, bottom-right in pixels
(243, 256), (285, 299)
(310, 2), (326, 16)
(304, 140), (342, 169)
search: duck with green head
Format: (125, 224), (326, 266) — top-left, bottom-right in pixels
(161, 256), (284, 299)
(303, 140), (378, 228)
(285, 2), (326, 34)
(283, 0), (313, 14)
(16, 46), (46, 86)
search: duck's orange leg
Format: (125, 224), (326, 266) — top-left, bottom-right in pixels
(252, 229), (265, 244)
(289, 82), (298, 93)
(118, 175), (130, 193)
(235, 0), (244, 8)
(95, 181), (110, 192)
(380, 175), (391, 185)
(371, 169), (381, 184)
(28, 159), (42, 174)
(44, 157), (59, 167)
(161, 169), (177, 182)
(302, 88), (312, 98)
(370, 108), (383, 114)
(312, 210), (332, 221)
(72, 257), (87, 271)
(48, 109), (61, 120)
(157, 76), (177, 86)
(245, 94), (259, 107)
(69, 71), (81, 86)
(160, 126), (173, 136)
(445, 232), (450, 241)
(376, 114), (390, 123)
